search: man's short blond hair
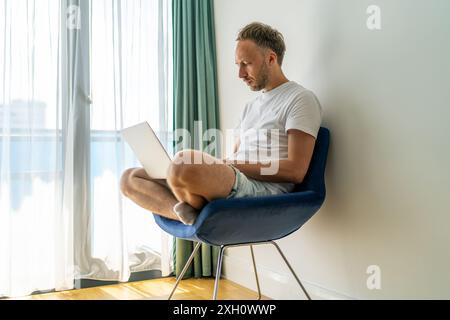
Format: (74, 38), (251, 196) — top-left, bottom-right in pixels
(237, 22), (286, 66)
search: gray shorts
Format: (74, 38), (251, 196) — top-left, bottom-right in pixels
(226, 165), (295, 199)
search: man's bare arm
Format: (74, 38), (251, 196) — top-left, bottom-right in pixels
(225, 129), (316, 184)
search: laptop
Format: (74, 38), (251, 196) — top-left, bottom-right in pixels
(121, 122), (172, 180)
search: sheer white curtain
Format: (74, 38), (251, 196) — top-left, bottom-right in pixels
(0, 0), (74, 298)
(0, 0), (173, 298)
(86, 0), (173, 281)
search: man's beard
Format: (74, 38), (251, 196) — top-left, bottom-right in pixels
(249, 63), (269, 91)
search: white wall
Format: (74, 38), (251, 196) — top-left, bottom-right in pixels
(214, 0), (450, 299)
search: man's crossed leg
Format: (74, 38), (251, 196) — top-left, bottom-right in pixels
(120, 150), (236, 224)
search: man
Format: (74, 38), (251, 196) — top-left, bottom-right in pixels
(120, 22), (323, 225)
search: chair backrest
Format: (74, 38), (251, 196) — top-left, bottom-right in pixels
(294, 127), (330, 196)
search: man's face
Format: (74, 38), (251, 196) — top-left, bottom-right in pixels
(235, 40), (269, 91)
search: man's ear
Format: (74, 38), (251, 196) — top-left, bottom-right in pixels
(268, 51), (278, 66)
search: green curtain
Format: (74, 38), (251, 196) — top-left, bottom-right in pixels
(172, 0), (220, 279)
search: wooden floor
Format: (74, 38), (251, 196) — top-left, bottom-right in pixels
(12, 277), (271, 300)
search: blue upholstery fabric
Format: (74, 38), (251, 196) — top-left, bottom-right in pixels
(154, 127), (330, 247)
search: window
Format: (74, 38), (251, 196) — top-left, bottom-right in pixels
(0, 0), (173, 297)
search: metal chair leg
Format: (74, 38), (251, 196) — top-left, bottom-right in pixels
(169, 241), (310, 300)
(250, 245), (262, 300)
(270, 241), (311, 300)
(168, 241), (202, 300)
(213, 245), (227, 300)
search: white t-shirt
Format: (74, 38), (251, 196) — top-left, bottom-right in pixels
(229, 81), (323, 191)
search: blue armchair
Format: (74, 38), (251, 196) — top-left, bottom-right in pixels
(154, 127), (330, 300)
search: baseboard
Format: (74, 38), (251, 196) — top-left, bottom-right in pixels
(222, 254), (355, 300)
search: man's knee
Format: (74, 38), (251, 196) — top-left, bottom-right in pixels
(167, 162), (196, 188)
(120, 168), (138, 197)
(167, 151), (199, 187)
